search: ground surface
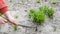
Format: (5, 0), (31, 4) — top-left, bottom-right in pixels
(0, 0), (60, 34)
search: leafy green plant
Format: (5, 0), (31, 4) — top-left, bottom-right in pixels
(39, 5), (48, 14)
(51, 0), (57, 4)
(13, 24), (18, 31)
(39, 5), (54, 18)
(29, 8), (46, 25)
(36, 0), (41, 3)
(29, 8), (36, 18)
(47, 7), (54, 18)
(28, 5), (54, 24)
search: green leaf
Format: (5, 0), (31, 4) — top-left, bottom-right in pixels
(39, 5), (54, 18)
(53, 26), (57, 32)
(21, 0), (25, 2)
(33, 11), (46, 24)
(47, 8), (54, 18)
(51, 0), (57, 4)
(36, 0), (41, 3)
(29, 8), (36, 18)
(13, 25), (18, 31)
(29, 8), (46, 25)
(15, 15), (19, 19)
(0, 13), (2, 16)
(39, 5), (48, 14)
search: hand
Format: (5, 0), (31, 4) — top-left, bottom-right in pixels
(0, 17), (7, 24)
(4, 11), (19, 25)
(7, 18), (19, 25)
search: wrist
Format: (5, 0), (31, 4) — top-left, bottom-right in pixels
(3, 11), (12, 19)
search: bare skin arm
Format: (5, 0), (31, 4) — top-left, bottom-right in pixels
(3, 11), (19, 25)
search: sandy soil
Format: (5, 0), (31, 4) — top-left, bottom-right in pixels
(0, 0), (60, 34)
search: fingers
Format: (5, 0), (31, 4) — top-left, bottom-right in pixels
(8, 19), (19, 25)
(0, 20), (5, 24)
(10, 21), (18, 25)
(2, 18), (8, 23)
(0, 17), (7, 24)
(1, 21), (5, 24)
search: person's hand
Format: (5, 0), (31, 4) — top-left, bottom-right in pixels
(0, 17), (7, 24)
(4, 11), (19, 25)
(7, 17), (19, 25)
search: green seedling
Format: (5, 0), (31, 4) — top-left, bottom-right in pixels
(39, 5), (54, 18)
(13, 24), (18, 31)
(0, 13), (2, 16)
(33, 11), (46, 24)
(0, 13), (4, 18)
(51, 0), (57, 4)
(29, 8), (36, 18)
(39, 5), (48, 14)
(47, 7), (54, 18)
(15, 15), (19, 19)
(21, 0), (25, 2)
(36, 0), (41, 3)
(53, 26), (57, 32)
(29, 8), (46, 25)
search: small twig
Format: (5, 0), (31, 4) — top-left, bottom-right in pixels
(3, 17), (36, 28)
(35, 25), (38, 31)
(17, 24), (36, 28)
